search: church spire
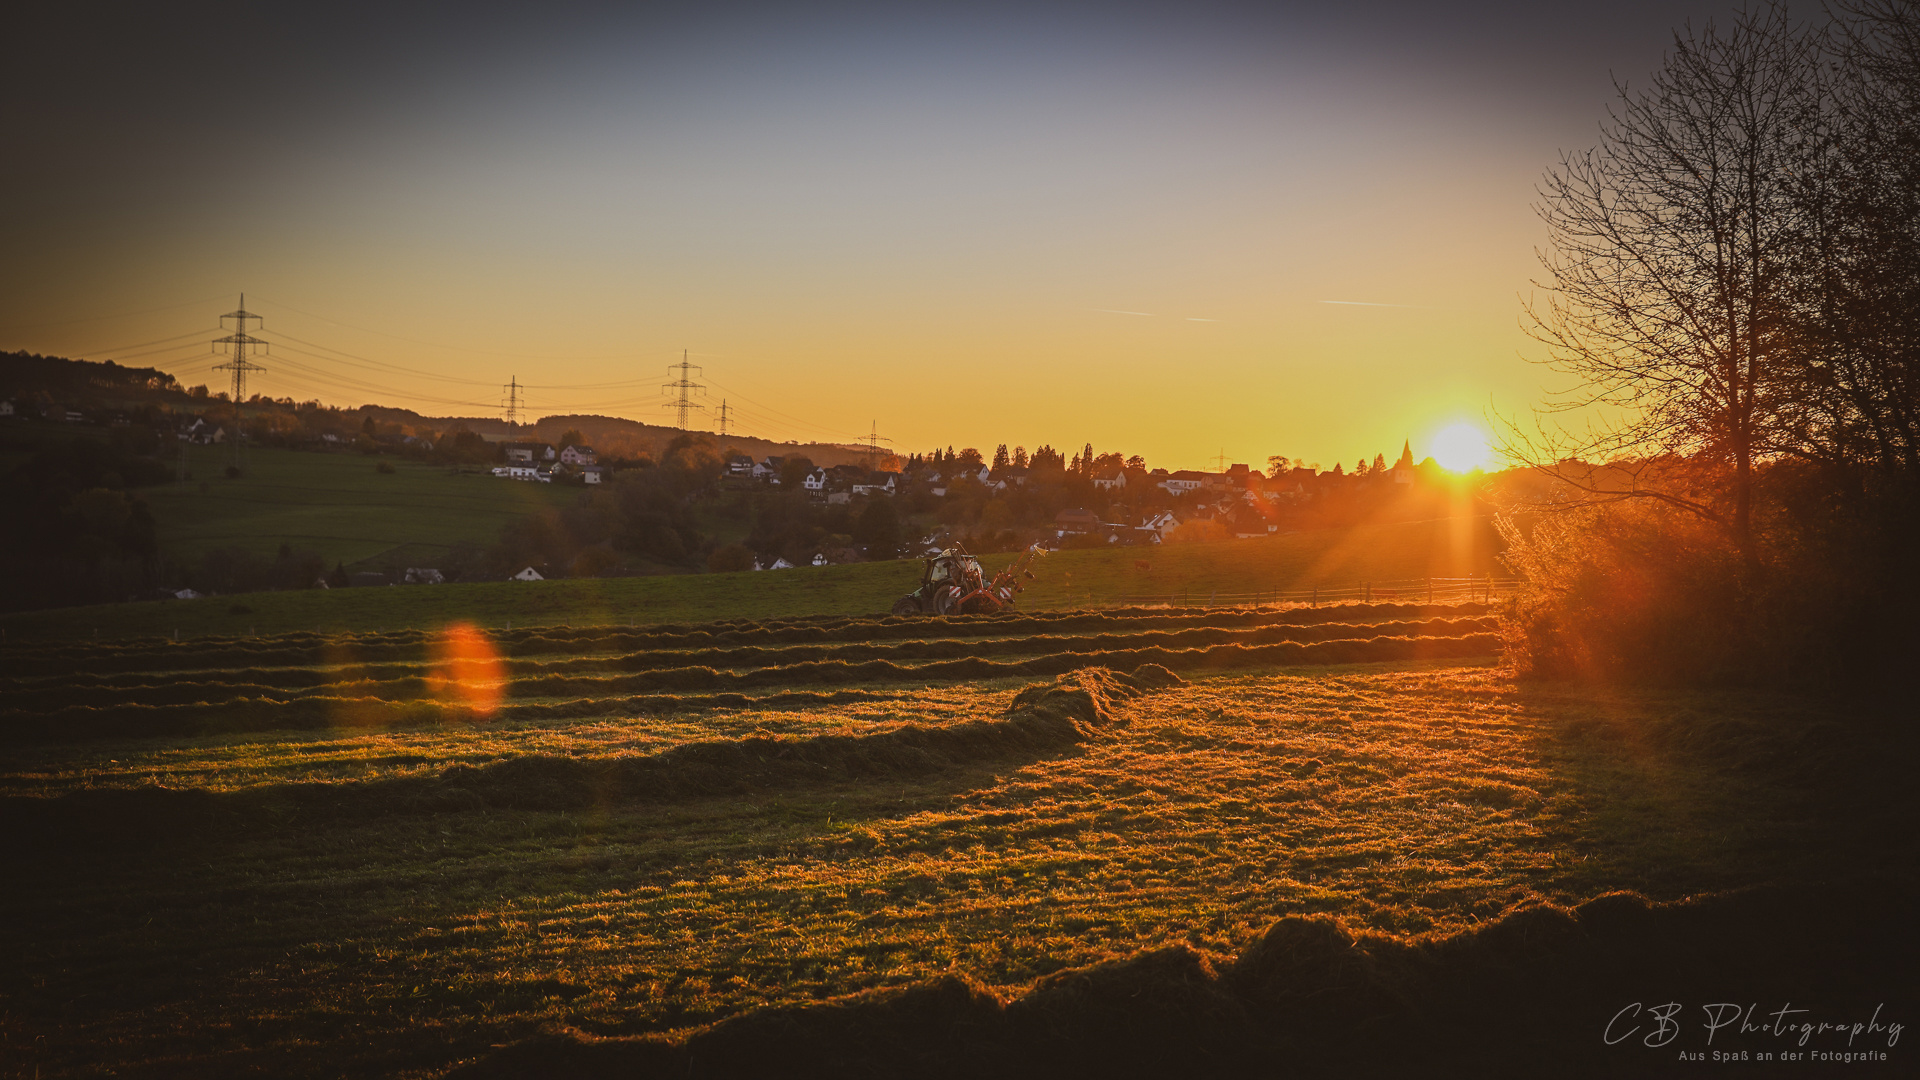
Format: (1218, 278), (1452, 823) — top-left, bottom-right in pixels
(1397, 439), (1414, 468)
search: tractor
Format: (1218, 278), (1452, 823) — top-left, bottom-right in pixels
(890, 542), (1047, 616)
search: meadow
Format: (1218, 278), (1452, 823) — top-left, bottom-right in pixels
(0, 515), (1501, 643)
(3, 603), (1909, 1077)
(140, 445), (579, 568)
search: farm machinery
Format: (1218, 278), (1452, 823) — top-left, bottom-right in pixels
(890, 543), (1047, 616)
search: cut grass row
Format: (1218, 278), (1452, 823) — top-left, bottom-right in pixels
(0, 601), (1492, 677)
(4, 632), (1500, 742)
(1, 614), (1494, 700)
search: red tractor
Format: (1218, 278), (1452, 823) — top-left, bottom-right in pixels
(890, 543), (1047, 616)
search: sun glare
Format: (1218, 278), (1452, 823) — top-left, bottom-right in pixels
(1431, 423), (1492, 473)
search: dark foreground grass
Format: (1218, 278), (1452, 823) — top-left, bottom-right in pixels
(3, 658), (1912, 1077)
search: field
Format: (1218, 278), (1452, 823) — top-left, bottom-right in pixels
(0, 516), (1501, 643)
(3, 603), (1911, 1077)
(139, 445), (579, 569)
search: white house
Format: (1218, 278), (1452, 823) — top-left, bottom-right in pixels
(1138, 511), (1179, 540)
(752, 456), (785, 482)
(580, 464), (608, 485)
(769, 557), (795, 569)
(802, 468), (828, 494)
(510, 566), (544, 581)
(491, 464), (548, 482)
(852, 475), (897, 497)
(1092, 469), (1126, 491)
(1157, 470), (1205, 496)
(811, 553), (829, 566)
(403, 567), (445, 584)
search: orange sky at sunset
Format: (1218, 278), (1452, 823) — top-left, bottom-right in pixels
(1, 2), (1729, 470)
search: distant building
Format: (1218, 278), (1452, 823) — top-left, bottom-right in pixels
(560, 444), (596, 466)
(510, 566), (544, 581)
(580, 464), (608, 485)
(1054, 507), (1101, 536)
(403, 568), (444, 585)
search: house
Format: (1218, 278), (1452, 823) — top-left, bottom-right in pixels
(802, 468), (828, 494)
(560, 444), (597, 466)
(769, 557), (795, 570)
(1054, 507), (1102, 536)
(1138, 511), (1179, 540)
(510, 566), (545, 581)
(1158, 470), (1205, 496)
(580, 464), (608, 485)
(752, 456), (785, 482)
(728, 454), (755, 477)
(403, 567), (444, 585)
(852, 474), (896, 497)
(491, 464), (546, 481)
(811, 553), (829, 566)
(1092, 469), (1126, 491)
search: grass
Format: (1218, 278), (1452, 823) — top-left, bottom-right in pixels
(2, 516), (1501, 643)
(142, 445), (578, 567)
(2, 606), (1909, 1077)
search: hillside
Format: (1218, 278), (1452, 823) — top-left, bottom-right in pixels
(0, 517), (1503, 642)
(142, 445), (580, 569)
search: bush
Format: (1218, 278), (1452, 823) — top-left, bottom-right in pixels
(707, 543), (756, 573)
(1497, 487), (1920, 687)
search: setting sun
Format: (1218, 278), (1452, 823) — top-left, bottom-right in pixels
(1431, 423), (1493, 473)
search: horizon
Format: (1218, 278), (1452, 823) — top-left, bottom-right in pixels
(1, 0), (1728, 470)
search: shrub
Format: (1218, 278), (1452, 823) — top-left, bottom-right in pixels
(707, 543), (756, 573)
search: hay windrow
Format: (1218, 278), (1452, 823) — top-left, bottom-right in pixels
(3, 666), (1180, 839)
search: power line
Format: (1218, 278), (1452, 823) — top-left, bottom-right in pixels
(715, 399), (733, 437)
(662, 349), (706, 430)
(863, 419), (892, 465)
(212, 294), (268, 465)
(503, 376), (523, 430)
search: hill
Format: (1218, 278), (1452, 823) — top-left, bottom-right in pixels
(0, 516), (1502, 642)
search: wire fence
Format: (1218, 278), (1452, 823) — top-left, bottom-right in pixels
(1105, 576), (1524, 609)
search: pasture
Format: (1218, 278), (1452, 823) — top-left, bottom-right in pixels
(0, 516), (1501, 643)
(3, 604), (1909, 1076)
(139, 445), (579, 568)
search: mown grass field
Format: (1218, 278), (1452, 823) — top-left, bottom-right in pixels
(143, 445), (578, 568)
(3, 604), (1910, 1077)
(1, 516), (1500, 644)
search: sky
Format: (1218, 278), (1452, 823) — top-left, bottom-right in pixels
(1, 0), (1735, 470)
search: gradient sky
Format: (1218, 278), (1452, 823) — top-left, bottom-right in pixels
(2, 0), (1732, 470)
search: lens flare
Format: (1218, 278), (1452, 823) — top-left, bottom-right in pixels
(1431, 424), (1492, 473)
(432, 621), (504, 716)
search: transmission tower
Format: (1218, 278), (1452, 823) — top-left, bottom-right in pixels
(1211, 447), (1229, 472)
(212, 294), (268, 463)
(863, 420), (892, 465)
(502, 376), (523, 429)
(662, 350), (706, 429)
(715, 398), (733, 436)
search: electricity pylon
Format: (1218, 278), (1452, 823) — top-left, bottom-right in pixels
(212, 294), (268, 465)
(662, 350), (706, 429)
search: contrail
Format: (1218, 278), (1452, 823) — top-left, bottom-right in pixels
(1319, 299), (1432, 309)
(1186, 317), (1217, 322)
(1091, 308), (1157, 317)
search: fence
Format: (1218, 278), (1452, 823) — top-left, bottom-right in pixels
(1106, 575), (1523, 609)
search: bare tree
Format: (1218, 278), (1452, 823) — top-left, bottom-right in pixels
(1517, 6), (1824, 563)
